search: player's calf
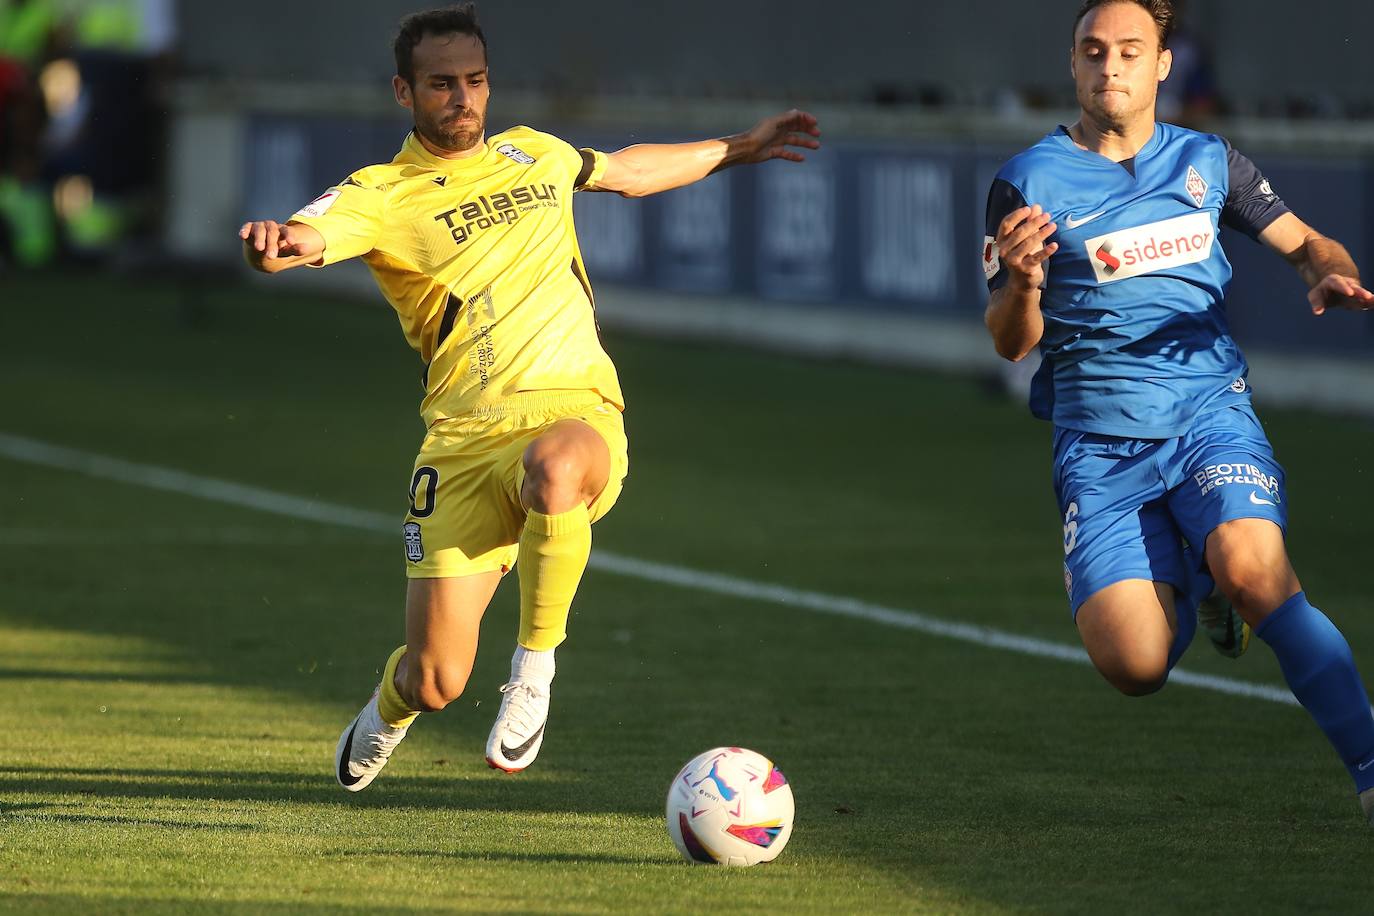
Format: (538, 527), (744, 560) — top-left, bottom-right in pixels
(1254, 592), (1374, 808)
(401, 655), (472, 712)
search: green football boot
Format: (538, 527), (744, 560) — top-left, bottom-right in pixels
(1197, 589), (1250, 659)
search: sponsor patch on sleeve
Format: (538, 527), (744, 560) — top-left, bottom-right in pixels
(294, 188), (342, 219)
(496, 143), (536, 165)
(982, 236), (1001, 280)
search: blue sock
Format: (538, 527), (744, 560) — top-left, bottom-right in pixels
(1166, 587), (1198, 672)
(1255, 592), (1374, 793)
(1166, 545), (1208, 672)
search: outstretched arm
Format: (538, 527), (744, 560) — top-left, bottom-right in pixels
(238, 220), (326, 274)
(1260, 212), (1374, 315)
(593, 109), (820, 198)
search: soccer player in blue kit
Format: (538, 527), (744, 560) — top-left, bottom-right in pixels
(984, 0), (1374, 824)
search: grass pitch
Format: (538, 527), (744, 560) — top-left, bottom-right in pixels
(1, 272), (1372, 913)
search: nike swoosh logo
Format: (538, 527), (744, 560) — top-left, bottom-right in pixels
(337, 721), (364, 787)
(1249, 491), (1277, 507)
(1359, 758), (1374, 771)
(499, 722), (546, 761)
(1064, 211), (1105, 229)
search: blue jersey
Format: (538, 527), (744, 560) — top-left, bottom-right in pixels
(984, 123), (1289, 438)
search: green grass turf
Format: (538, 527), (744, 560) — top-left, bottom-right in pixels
(1, 271), (1372, 913)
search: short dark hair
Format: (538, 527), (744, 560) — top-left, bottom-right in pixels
(394, 4), (488, 84)
(1073, 0), (1174, 49)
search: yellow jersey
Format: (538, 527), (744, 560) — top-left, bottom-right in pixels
(290, 127), (623, 425)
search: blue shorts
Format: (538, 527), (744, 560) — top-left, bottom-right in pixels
(1053, 404), (1287, 615)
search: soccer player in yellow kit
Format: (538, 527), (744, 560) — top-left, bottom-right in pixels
(239, 4), (820, 790)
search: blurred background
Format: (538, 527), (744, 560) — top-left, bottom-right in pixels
(2, 0), (1372, 411)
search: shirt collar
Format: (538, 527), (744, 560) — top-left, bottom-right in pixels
(398, 129), (491, 171)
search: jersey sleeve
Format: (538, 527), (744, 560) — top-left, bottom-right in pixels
(288, 176), (386, 266)
(1221, 142), (1290, 241)
(574, 148), (609, 191)
(516, 127), (608, 192)
(984, 177), (1040, 292)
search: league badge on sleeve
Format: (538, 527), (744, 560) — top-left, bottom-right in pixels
(295, 188), (342, 219)
(982, 236), (1001, 280)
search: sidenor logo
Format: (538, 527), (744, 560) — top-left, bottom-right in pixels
(1094, 240), (1121, 275)
(1083, 211), (1214, 284)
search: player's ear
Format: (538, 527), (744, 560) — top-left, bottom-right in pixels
(393, 74), (414, 111)
(1157, 47), (1173, 83)
(1068, 45), (1077, 80)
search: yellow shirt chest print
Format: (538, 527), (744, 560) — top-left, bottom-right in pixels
(292, 127), (624, 425)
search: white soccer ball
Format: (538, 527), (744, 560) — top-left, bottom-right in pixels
(665, 746), (794, 866)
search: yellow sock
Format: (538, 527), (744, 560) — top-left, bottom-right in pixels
(377, 644), (419, 728)
(517, 503), (592, 651)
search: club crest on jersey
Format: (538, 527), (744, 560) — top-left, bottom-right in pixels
(981, 236), (1000, 280)
(295, 188), (341, 219)
(403, 522), (424, 562)
(1185, 165), (1207, 207)
(496, 143), (536, 165)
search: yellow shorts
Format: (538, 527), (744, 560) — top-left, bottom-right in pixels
(402, 391), (628, 578)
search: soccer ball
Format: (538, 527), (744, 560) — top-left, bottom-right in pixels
(665, 746), (794, 866)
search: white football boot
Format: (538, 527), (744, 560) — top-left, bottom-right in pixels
(484, 680), (550, 773)
(335, 689), (411, 792)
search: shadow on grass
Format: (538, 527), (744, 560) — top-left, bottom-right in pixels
(335, 848), (676, 866)
(3, 811), (260, 832)
(0, 765), (661, 816)
(0, 894), (383, 915)
(0, 668), (211, 685)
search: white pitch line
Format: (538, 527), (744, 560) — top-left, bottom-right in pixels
(0, 431), (1301, 708)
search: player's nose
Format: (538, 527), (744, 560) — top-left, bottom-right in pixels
(455, 85), (481, 109)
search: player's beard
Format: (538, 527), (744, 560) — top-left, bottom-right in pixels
(1082, 88), (1145, 133)
(418, 107), (486, 154)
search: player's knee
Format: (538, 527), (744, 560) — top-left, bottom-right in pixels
(1095, 654), (1169, 697)
(524, 447), (578, 486)
(1208, 522), (1296, 616)
(1107, 671), (1167, 697)
(522, 446), (584, 509)
(1212, 556), (1291, 616)
(405, 661), (470, 712)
